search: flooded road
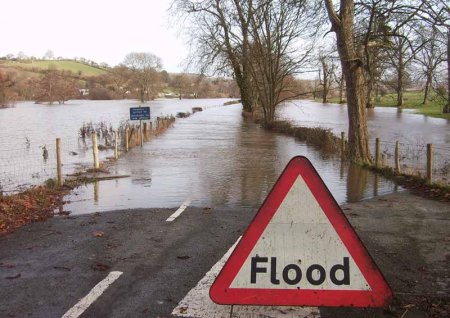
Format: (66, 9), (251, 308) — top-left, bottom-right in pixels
(66, 105), (399, 214)
(2, 98), (449, 213)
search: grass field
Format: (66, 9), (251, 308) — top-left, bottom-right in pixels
(1, 60), (107, 77)
(328, 90), (449, 120)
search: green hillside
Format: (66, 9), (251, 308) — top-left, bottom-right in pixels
(0, 59), (107, 77)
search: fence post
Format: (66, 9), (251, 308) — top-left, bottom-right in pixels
(140, 120), (144, 147)
(56, 138), (63, 186)
(114, 130), (118, 160)
(125, 127), (129, 152)
(395, 140), (400, 173)
(143, 122), (148, 139)
(92, 134), (99, 169)
(427, 143), (433, 184)
(341, 132), (345, 157)
(375, 138), (381, 168)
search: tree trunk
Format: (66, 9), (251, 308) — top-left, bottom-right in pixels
(325, 0), (371, 164)
(339, 73), (345, 103)
(321, 58), (329, 103)
(397, 42), (404, 108)
(422, 73), (432, 105)
(366, 76), (375, 108)
(365, 49), (375, 109)
(444, 29), (450, 113)
(344, 62), (371, 163)
(241, 72), (253, 112)
(140, 88), (145, 103)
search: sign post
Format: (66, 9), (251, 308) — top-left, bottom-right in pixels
(129, 106), (150, 147)
(210, 156), (392, 308)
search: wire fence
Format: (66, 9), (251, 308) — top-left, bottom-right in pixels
(0, 116), (176, 194)
(368, 137), (450, 184)
(2, 117), (449, 194)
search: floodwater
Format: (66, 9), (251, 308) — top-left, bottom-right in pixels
(66, 105), (400, 214)
(0, 99), (232, 192)
(279, 100), (450, 145)
(1, 99), (449, 214)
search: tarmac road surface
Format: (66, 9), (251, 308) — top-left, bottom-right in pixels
(1, 192), (449, 318)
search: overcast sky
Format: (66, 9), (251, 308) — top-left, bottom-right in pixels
(1, 0), (187, 72)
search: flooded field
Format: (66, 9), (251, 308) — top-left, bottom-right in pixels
(1, 99), (449, 213)
(279, 100), (450, 145)
(0, 99), (233, 192)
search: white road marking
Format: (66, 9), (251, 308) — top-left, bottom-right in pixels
(61, 271), (123, 318)
(166, 200), (191, 222)
(172, 238), (321, 318)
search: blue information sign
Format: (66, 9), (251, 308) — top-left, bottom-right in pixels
(130, 107), (151, 120)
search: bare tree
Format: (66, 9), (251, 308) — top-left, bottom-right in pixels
(108, 65), (133, 99)
(172, 74), (192, 99)
(324, 0), (430, 161)
(174, 0), (318, 122)
(172, 0), (255, 112)
(35, 70), (79, 104)
(44, 50), (54, 60)
(354, 0), (426, 109)
(0, 71), (16, 106)
(384, 28), (417, 108)
(333, 66), (346, 104)
(416, 0), (449, 112)
(318, 51), (335, 103)
(413, 24), (446, 104)
(355, 1), (393, 109)
(250, 0), (319, 123)
(123, 52), (162, 102)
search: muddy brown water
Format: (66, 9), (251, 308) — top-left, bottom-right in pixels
(0, 99), (232, 192)
(1, 99), (448, 213)
(65, 104), (400, 214)
(280, 100), (450, 145)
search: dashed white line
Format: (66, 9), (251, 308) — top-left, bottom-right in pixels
(61, 271), (123, 318)
(166, 199), (191, 222)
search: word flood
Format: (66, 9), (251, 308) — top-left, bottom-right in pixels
(250, 256), (350, 286)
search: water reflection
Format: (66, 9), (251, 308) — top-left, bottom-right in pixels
(346, 164), (369, 203)
(374, 174), (379, 197)
(93, 181), (99, 203)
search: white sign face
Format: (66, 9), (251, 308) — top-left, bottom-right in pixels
(230, 175), (370, 291)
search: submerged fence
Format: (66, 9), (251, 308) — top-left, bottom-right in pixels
(340, 132), (450, 185)
(2, 116), (448, 194)
(373, 139), (450, 184)
(0, 116), (175, 194)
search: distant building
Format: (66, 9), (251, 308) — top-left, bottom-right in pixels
(79, 89), (89, 96)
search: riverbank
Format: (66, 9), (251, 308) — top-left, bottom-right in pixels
(0, 184), (68, 235)
(245, 111), (450, 200)
(0, 192), (448, 317)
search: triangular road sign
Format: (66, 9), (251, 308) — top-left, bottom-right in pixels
(210, 156), (392, 307)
